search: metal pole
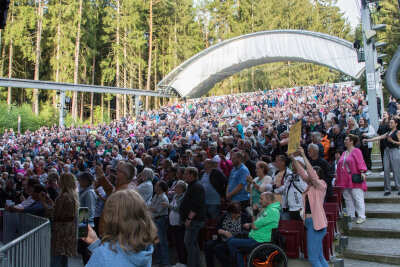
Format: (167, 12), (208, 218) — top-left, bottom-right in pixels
(59, 90), (65, 127)
(135, 95), (139, 117)
(18, 115), (21, 132)
(361, 0), (380, 130)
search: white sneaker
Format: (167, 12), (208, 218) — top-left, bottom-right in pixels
(356, 217), (366, 224)
(366, 171), (371, 176)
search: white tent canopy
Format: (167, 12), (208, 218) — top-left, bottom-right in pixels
(157, 30), (365, 98)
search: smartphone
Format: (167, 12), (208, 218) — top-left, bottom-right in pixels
(78, 207), (89, 239)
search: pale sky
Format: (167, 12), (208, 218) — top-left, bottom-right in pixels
(336, 0), (361, 29)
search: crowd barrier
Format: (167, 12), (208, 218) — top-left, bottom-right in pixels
(0, 209), (51, 267)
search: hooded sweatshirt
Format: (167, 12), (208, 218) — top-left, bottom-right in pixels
(248, 201), (281, 243)
(86, 240), (154, 267)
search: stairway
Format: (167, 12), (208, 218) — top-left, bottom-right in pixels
(342, 154), (400, 266)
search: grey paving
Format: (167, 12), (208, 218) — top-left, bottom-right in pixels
(365, 191), (400, 199)
(367, 172), (389, 180)
(365, 203), (400, 212)
(68, 256), (83, 267)
(343, 168), (400, 266)
(344, 258), (400, 267)
(346, 236), (400, 257)
(366, 181), (396, 187)
(351, 218), (400, 232)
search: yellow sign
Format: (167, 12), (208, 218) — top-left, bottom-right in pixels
(287, 121), (302, 155)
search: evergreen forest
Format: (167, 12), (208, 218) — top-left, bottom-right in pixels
(0, 0), (399, 131)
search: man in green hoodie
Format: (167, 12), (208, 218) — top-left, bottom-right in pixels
(227, 192), (281, 267)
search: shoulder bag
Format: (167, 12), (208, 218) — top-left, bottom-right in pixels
(344, 160), (363, 184)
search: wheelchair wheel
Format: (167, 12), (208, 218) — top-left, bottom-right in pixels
(246, 243), (288, 267)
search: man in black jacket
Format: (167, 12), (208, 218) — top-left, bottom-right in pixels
(277, 118), (288, 136)
(180, 167), (206, 267)
(199, 159), (228, 218)
(332, 125), (346, 152)
(242, 148), (257, 179)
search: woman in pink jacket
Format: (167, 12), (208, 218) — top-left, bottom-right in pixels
(289, 147), (328, 267)
(336, 134), (367, 224)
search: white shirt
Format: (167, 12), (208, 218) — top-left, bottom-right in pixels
(169, 197), (181, 226)
(15, 196), (35, 209)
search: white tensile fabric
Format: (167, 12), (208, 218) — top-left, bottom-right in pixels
(158, 30), (365, 98)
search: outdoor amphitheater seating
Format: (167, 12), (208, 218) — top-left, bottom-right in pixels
(197, 185), (344, 265)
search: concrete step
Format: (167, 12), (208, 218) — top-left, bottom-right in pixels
(366, 181), (397, 191)
(344, 258), (400, 267)
(365, 203), (400, 218)
(346, 218), (400, 238)
(364, 191), (400, 203)
(371, 154), (382, 161)
(371, 166), (383, 172)
(343, 237), (400, 265)
(365, 171), (387, 182)
(372, 159), (382, 166)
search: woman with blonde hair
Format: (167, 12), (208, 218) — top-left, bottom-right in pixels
(345, 117), (360, 136)
(245, 161), (271, 207)
(83, 189), (158, 267)
(39, 173), (79, 267)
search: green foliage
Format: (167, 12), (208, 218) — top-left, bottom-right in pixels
(92, 105), (110, 125)
(0, 0), (359, 117)
(64, 114), (83, 128)
(0, 103), (57, 132)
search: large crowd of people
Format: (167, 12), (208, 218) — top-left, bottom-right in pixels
(2, 82), (400, 267)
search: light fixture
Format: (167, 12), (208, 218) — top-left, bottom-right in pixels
(364, 29), (376, 41)
(372, 24), (386, 31)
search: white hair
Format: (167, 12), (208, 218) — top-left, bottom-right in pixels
(134, 158), (143, 165)
(141, 168), (154, 181)
(308, 143), (319, 153)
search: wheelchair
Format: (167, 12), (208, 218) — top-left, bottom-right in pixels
(241, 228), (288, 267)
(245, 242), (288, 267)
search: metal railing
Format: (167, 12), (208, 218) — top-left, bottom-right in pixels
(0, 209), (51, 267)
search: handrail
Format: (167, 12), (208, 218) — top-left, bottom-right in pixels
(0, 209), (51, 267)
(0, 217), (50, 252)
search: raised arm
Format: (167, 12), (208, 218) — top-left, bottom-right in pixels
(364, 133), (387, 143)
(96, 166), (114, 196)
(298, 147), (326, 190)
(288, 148), (310, 183)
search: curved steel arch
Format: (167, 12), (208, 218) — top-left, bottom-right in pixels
(157, 30), (365, 98)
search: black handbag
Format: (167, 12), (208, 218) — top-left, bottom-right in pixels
(344, 161), (363, 184)
(234, 231), (249, 239)
(351, 173), (363, 184)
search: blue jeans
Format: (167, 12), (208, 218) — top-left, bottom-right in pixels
(305, 218), (329, 267)
(227, 238), (260, 267)
(51, 255), (68, 267)
(206, 204), (220, 219)
(184, 220), (204, 267)
(154, 216), (169, 265)
(204, 240), (231, 267)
